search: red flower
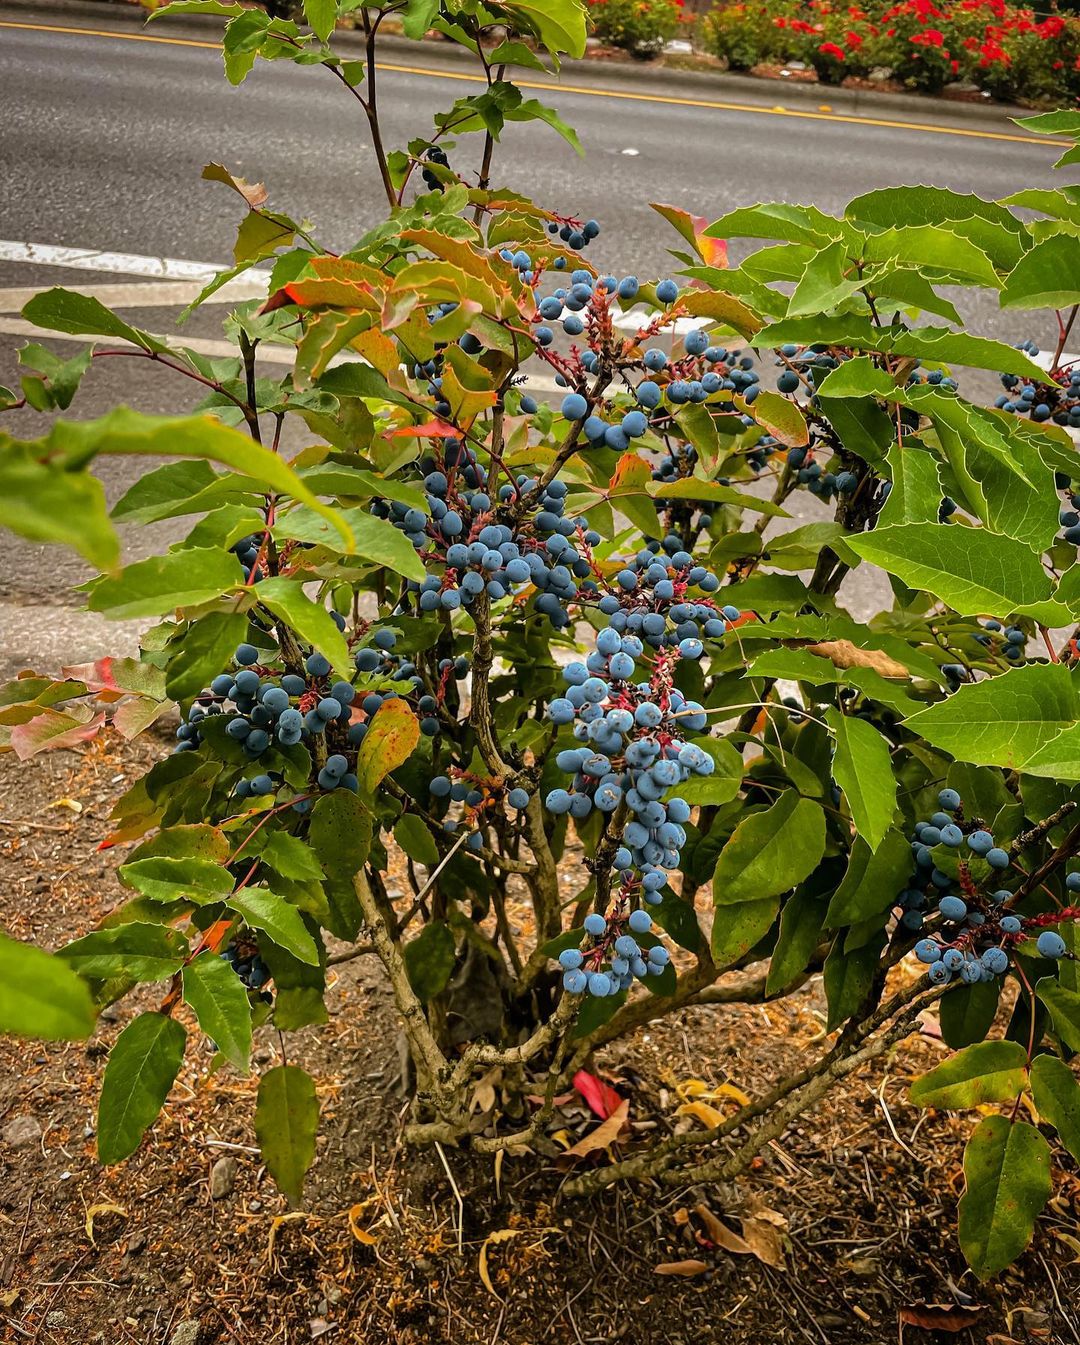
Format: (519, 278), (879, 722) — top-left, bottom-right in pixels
(819, 40), (846, 57)
(845, 28), (864, 45)
(911, 26), (945, 44)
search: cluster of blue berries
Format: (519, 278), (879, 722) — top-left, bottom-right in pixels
(996, 343), (1080, 427)
(396, 472), (601, 629)
(973, 619), (1028, 665)
(352, 628), (447, 738)
(901, 788), (1044, 985)
(231, 533), (265, 584)
(558, 907), (670, 998)
(787, 446), (858, 502)
(220, 939), (272, 1001)
(428, 769), (532, 847)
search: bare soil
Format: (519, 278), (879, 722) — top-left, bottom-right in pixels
(1, 732), (1078, 1345)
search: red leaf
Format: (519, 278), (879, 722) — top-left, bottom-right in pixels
(572, 1069), (623, 1121)
(389, 420), (460, 439)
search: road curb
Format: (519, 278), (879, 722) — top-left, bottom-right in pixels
(0, 0), (1037, 130)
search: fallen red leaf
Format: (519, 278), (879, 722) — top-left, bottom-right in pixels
(572, 1069), (624, 1120)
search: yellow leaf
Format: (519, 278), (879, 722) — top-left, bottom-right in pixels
(348, 1200), (380, 1247)
(85, 1201), (126, 1245)
(677, 1100), (726, 1129)
(49, 797), (83, 814)
(712, 1082), (751, 1108)
(478, 1226), (557, 1301)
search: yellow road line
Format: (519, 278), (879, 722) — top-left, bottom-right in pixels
(0, 18), (1060, 147)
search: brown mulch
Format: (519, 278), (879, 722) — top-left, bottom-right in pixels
(1, 732), (1078, 1345)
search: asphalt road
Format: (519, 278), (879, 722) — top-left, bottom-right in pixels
(0, 7), (1072, 675)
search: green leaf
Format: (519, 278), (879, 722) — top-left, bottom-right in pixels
(824, 830), (911, 927)
(786, 238), (865, 317)
(1035, 977), (1080, 1052)
(1001, 235), (1080, 310)
(860, 225), (1001, 288)
(958, 1116), (1051, 1279)
(394, 814), (440, 868)
(499, 0), (587, 58)
(905, 665), (1080, 782)
(847, 524), (1051, 618)
(403, 922), (456, 1001)
(766, 882), (827, 994)
(182, 953), (253, 1071)
(0, 440), (119, 570)
(254, 1064), (319, 1206)
(825, 709), (896, 852)
(749, 389), (807, 448)
(261, 831), (324, 883)
(165, 610), (248, 702)
(910, 1040), (1029, 1108)
(254, 577), (352, 679)
(712, 793), (825, 907)
(88, 548), (243, 619)
(940, 979), (1001, 1050)
(1030, 1054), (1080, 1164)
(21, 288), (168, 353)
(98, 1012), (187, 1164)
(59, 923), (189, 982)
(274, 506), (425, 581)
(309, 791), (372, 882)
(303, 0), (336, 42)
(119, 855), (233, 904)
(507, 100), (582, 155)
(710, 896), (779, 968)
(0, 933), (96, 1040)
(28, 408), (351, 549)
(704, 202), (842, 247)
(227, 888), (320, 965)
(823, 929), (885, 1030)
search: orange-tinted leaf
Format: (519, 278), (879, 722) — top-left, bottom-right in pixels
(10, 708), (106, 759)
(654, 1259), (709, 1277)
(899, 1305), (984, 1333)
(202, 162), (267, 209)
(356, 699), (420, 795)
(561, 1098), (629, 1159)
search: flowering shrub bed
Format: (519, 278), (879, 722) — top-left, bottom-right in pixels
(702, 0), (1080, 98)
(588, 0), (689, 54)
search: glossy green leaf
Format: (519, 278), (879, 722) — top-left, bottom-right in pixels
(910, 1040), (1028, 1109)
(0, 933), (96, 1041)
(940, 979), (1001, 1050)
(825, 709), (896, 852)
(59, 923), (189, 982)
(165, 610), (249, 702)
(823, 928), (886, 1030)
(254, 1064), (319, 1206)
(261, 831), (324, 883)
(88, 548), (243, 620)
(303, 0), (336, 42)
(766, 883), (827, 994)
(119, 855), (233, 904)
(1000, 234), (1080, 310)
(98, 1012), (187, 1164)
(958, 1116), (1051, 1279)
(847, 524), (1050, 617)
(227, 888), (319, 965)
(0, 440), (119, 570)
(254, 577), (352, 679)
(182, 952), (253, 1071)
(22, 288), (169, 353)
(824, 830), (911, 927)
(710, 896), (779, 968)
(1035, 977), (1080, 1052)
(273, 506), (425, 581)
(712, 793), (825, 907)
(1030, 1053), (1080, 1163)
(905, 665), (1080, 782)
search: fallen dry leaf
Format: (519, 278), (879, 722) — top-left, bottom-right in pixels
(740, 1214), (786, 1268)
(478, 1227), (556, 1301)
(348, 1200), (380, 1247)
(561, 1098), (630, 1159)
(85, 1201), (126, 1245)
(899, 1304), (984, 1333)
(654, 1259), (709, 1277)
(694, 1204), (754, 1256)
(804, 640), (909, 679)
(677, 1100), (726, 1129)
(48, 797), (83, 814)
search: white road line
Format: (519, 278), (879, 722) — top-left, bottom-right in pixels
(0, 239), (237, 282)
